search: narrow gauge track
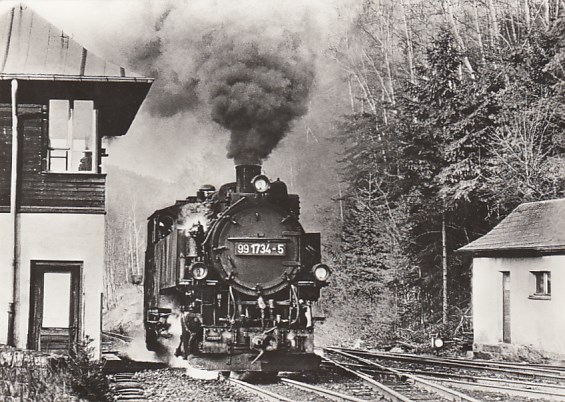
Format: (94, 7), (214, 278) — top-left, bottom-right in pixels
(331, 347), (565, 380)
(226, 376), (369, 402)
(323, 349), (479, 402)
(103, 331), (134, 343)
(108, 372), (148, 402)
(103, 353), (167, 401)
(328, 347), (565, 401)
(104, 350), (371, 401)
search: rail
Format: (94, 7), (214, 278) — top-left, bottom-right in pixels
(328, 347), (565, 401)
(322, 355), (413, 402)
(325, 347), (480, 402)
(226, 377), (296, 402)
(280, 377), (369, 402)
(102, 330), (133, 343)
(333, 347), (565, 379)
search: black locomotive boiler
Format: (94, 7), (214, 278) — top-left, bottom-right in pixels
(143, 165), (330, 374)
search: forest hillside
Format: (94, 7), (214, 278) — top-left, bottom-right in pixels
(104, 0), (565, 350)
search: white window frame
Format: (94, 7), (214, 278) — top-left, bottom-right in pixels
(47, 100), (98, 173)
(530, 271), (551, 300)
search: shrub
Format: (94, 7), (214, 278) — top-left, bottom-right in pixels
(64, 339), (110, 402)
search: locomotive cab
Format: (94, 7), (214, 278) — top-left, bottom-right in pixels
(144, 165), (329, 373)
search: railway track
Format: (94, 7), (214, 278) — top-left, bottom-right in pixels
(109, 355), (468, 401)
(323, 349), (479, 401)
(103, 341), (565, 401)
(226, 378), (295, 402)
(332, 347), (565, 380)
(279, 377), (368, 401)
(103, 331), (134, 344)
(227, 374), (395, 401)
(327, 347), (565, 401)
(109, 371), (148, 401)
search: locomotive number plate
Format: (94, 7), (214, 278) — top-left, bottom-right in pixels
(235, 242), (287, 256)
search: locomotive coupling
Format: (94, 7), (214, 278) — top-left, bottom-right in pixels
(251, 333), (278, 352)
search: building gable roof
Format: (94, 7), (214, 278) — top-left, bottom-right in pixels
(0, 4), (153, 137)
(0, 4), (151, 83)
(459, 198), (565, 255)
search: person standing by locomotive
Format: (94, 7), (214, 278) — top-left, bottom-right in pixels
(175, 303), (202, 359)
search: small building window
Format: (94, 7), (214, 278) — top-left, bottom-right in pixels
(530, 271), (551, 299)
(48, 100), (97, 173)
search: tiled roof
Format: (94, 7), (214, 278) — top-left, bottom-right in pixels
(0, 4), (151, 82)
(459, 198), (565, 254)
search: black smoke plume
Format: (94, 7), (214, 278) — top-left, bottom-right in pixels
(128, 5), (316, 164)
(202, 32), (315, 164)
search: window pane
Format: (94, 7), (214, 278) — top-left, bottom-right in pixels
(546, 273), (551, 294)
(72, 101), (94, 142)
(48, 100), (70, 146)
(49, 149), (68, 172)
(535, 273), (544, 294)
(46, 100), (96, 173)
(42, 272), (71, 328)
(71, 101), (95, 172)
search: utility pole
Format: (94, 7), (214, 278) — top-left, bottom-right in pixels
(442, 213), (448, 325)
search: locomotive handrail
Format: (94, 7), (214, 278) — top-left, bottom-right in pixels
(290, 285), (300, 325)
(228, 286), (236, 323)
(202, 197), (247, 246)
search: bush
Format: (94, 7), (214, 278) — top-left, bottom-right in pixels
(64, 339), (110, 402)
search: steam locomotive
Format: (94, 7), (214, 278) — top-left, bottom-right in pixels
(143, 165), (330, 375)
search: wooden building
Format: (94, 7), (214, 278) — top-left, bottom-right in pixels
(0, 5), (152, 357)
(460, 198), (565, 360)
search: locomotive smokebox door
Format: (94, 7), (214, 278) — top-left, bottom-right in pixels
(209, 201), (303, 296)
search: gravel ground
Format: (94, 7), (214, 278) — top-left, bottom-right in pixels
(123, 367), (377, 401)
(259, 380), (335, 401)
(447, 384), (556, 402)
(132, 369), (264, 402)
(286, 368), (382, 398)
(116, 360), (559, 402)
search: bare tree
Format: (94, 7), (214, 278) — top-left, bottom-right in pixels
(488, 106), (563, 201)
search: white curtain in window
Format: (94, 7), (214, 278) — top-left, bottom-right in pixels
(71, 100), (95, 172)
(48, 99), (96, 172)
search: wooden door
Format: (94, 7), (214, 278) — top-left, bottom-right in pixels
(502, 272), (511, 343)
(28, 261), (82, 354)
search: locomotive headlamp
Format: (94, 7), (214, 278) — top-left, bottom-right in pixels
(190, 262), (208, 280)
(312, 264), (331, 282)
(251, 175), (270, 193)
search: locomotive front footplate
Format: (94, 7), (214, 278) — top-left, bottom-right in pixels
(186, 352), (321, 372)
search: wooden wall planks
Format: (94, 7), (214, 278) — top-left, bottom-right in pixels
(0, 104), (105, 214)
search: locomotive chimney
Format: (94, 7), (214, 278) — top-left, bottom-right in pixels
(236, 164), (262, 193)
